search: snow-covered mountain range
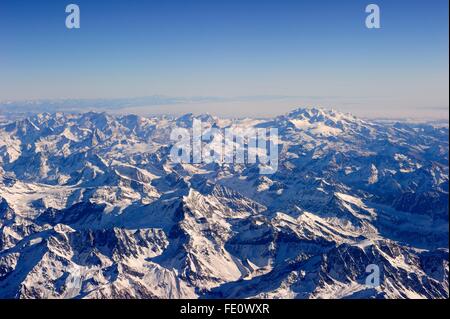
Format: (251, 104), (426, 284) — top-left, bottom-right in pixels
(0, 107), (448, 299)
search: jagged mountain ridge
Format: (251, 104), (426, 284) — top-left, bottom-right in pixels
(0, 107), (448, 299)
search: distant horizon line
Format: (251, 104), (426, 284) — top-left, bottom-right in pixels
(1, 104), (449, 126)
(0, 94), (448, 123)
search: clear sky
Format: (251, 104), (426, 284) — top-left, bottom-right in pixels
(0, 0), (448, 119)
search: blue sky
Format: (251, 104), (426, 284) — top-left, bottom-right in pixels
(0, 0), (448, 119)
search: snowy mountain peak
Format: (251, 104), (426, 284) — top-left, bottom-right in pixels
(286, 107), (357, 123)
